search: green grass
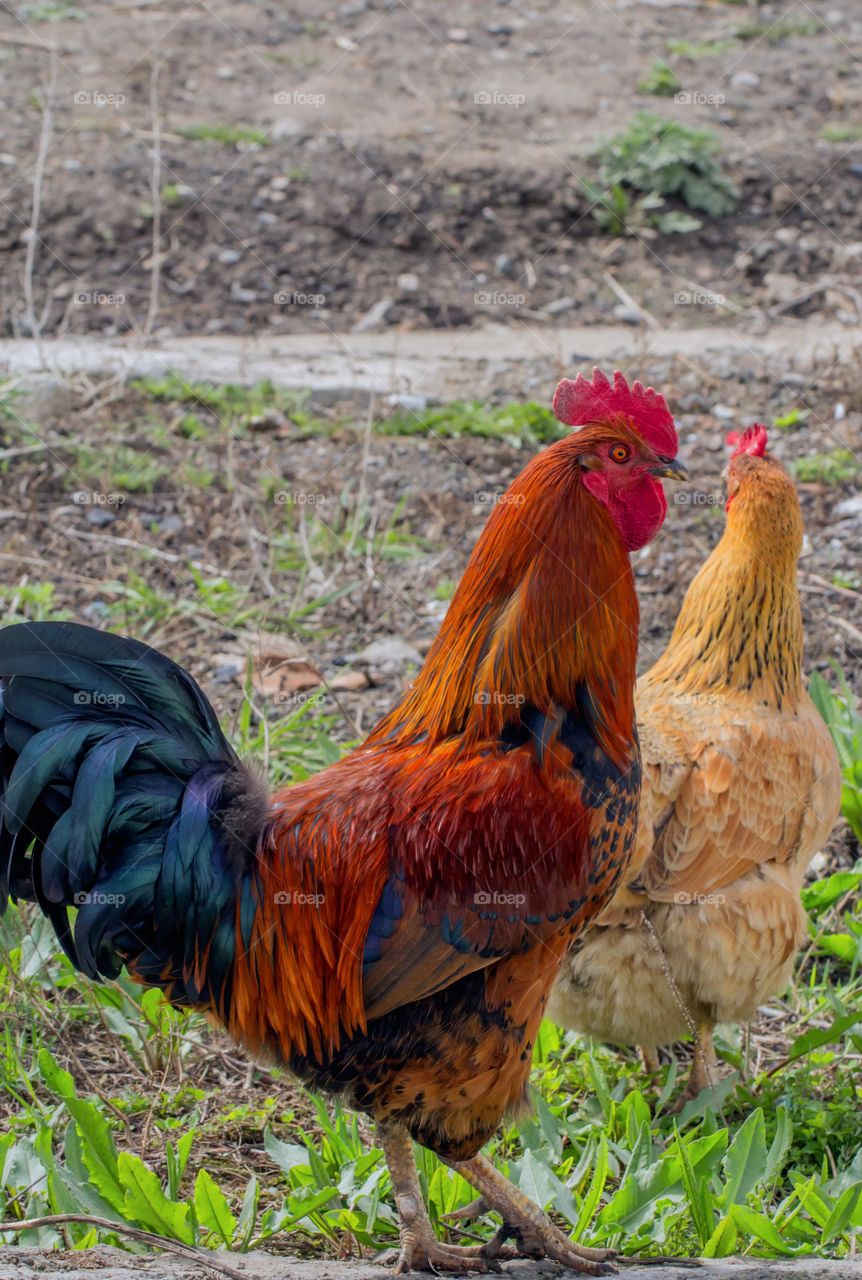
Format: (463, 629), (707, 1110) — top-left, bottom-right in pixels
(821, 123), (862, 143)
(791, 449), (859, 485)
(638, 61), (681, 97)
(177, 124), (269, 146)
(666, 38), (736, 59)
(736, 16), (824, 42)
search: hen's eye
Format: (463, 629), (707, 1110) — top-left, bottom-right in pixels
(610, 444), (630, 463)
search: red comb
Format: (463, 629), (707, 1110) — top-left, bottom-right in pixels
(553, 367), (678, 457)
(726, 423), (768, 458)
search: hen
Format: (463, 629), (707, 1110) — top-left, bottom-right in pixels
(0, 370), (685, 1275)
(550, 424), (842, 1105)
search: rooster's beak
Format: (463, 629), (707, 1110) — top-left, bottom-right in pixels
(649, 457), (688, 482)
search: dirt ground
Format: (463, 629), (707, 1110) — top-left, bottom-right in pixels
(3, 1248), (862, 1280)
(2, 0), (862, 338)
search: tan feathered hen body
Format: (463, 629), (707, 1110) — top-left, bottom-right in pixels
(549, 433), (842, 1098)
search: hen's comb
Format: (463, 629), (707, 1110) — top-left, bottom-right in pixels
(726, 423), (768, 459)
(553, 367), (678, 457)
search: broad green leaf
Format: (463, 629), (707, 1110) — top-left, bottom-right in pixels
(766, 1108), (794, 1184)
(194, 1168), (236, 1247)
(238, 1175), (260, 1250)
(787, 1011), (861, 1061)
(37, 1048), (76, 1100)
(730, 1204), (797, 1254)
(118, 1152), (194, 1244)
(821, 1182), (862, 1244)
(574, 1133), (607, 1241)
(264, 1128), (312, 1177)
(720, 1109), (768, 1206)
(704, 1214), (737, 1257)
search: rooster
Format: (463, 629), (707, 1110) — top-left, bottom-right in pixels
(0, 370), (685, 1275)
(550, 424), (842, 1106)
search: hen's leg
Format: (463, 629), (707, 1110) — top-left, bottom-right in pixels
(446, 1152), (615, 1277)
(639, 1045), (660, 1074)
(671, 1021), (718, 1111)
(379, 1126), (502, 1274)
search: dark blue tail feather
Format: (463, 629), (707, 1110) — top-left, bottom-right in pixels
(0, 622), (270, 1016)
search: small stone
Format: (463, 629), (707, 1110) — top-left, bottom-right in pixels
(774, 227), (798, 246)
(834, 402), (847, 421)
(218, 248), (242, 265)
(835, 494), (862, 517)
(86, 508), (116, 527)
(82, 600), (109, 621)
(386, 392), (428, 412)
(329, 669), (369, 691)
(711, 403), (736, 420)
(156, 514), (184, 534)
(486, 22), (512, 35)
(495, 252), (516, 277)
(397, 271), (420, 292)
(216, 66), (235, 79)
(353, 297), (394, 332)
(612, 303), (641, 324)
(360, 637), (422, 668)
(447, 26), (469, 42)
(230, 282), (258, 303)
(542, 296), (576, 315)
(730, 70), (760, 89)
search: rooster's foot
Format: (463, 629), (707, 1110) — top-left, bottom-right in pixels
(447, 1153), (616, 1276)
(383, 1194), (500, 1273)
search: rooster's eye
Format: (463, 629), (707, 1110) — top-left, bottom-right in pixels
(610, 444), (630, 463)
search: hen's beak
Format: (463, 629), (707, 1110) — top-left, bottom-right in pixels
(649, 457), (688, 482)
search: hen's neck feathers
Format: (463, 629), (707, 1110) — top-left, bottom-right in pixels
(646, 471), (803, 710)
(369, 445), (639, 767)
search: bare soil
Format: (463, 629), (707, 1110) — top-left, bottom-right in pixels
(1, 0), (862, 338)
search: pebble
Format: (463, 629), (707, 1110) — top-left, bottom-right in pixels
(711, 403), (736, 420)
(835, 494), (862, 518)
(542, 296), (576, 315)
(612, 303), (641, 324)
(834, 402), (847, 421)
(486, 23), (513, 35)
(774, 226), (798, 246)
(397, 272), (420, 292)
(447, 26), (469, 42)
(495, 252), (517, 278)
(86, 508), (116, 527)
(218, 248), (242, 265)
(730, 70), (760, 89)
(216, 66), (235, 79)
(360, 637), (423, 668)
(386, 392), (428, 411)
(353, 296), (394, 332)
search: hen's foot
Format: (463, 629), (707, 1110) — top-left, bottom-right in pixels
(447, 1153), (615, 1276)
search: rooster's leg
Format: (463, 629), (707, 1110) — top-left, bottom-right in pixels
(446, 1153), (615, 1277)
(379, 1126), (502, 1274)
